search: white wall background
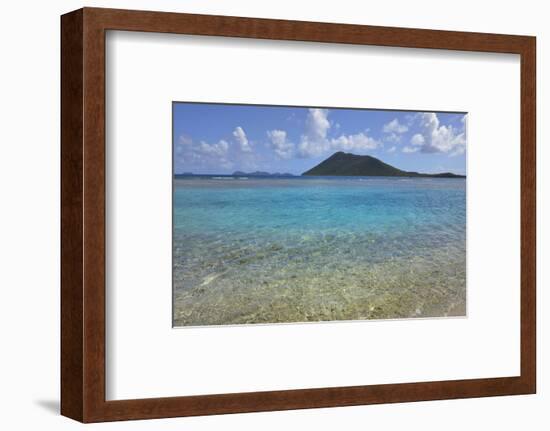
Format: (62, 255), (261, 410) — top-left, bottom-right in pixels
(0, 0), (546, 429)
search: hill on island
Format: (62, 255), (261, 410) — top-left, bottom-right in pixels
(302, 152), (465, 178)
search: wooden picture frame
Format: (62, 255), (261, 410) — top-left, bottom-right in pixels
(61, 7), (536, 423)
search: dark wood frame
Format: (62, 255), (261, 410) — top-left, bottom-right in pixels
(61, 7), (536, 423)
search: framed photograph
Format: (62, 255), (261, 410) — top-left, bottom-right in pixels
(61, 7), (536, 422)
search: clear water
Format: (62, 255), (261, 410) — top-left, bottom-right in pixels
(173, 176), (466, 326)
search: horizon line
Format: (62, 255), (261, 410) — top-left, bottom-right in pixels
(174, 151), (466, 177)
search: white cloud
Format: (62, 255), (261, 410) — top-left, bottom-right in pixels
(387, 146), (397, 153)
(411, 112), (466, 155)
(298, 135), (330, 157)
(306, 108), (331, 141)
(402, 146), (419, 153)
(410, 133), (425, 147)
(298, 109), (331, 157)
(179, 135), (193, 146)
(404, 114), (416, 127)
(383, 133), (402, 144)
(330, 132), (379, 151)
(198, 139), (229, 157)
(232, 126), (251, 152)
(383, 118), (408, 134)
(267, 129), (294, 159)
(382, 118), (408, 144)
(175, 135), (193, 155)
(298, 108), (380, 157)
(176, 132), (259, 174)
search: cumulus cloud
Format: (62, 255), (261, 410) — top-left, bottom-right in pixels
(402, 146), (419, 153)
(330, 132), (379, 151)
(267, 129), (294, 159)
(297, 108), (380, 157)
(174, 133), (237, 173)
(175, 135), (193, 157)
(383, 118), (408, 134)
(383, 133), (402, 144)
(410, 113), (467, 155)
(297, 109), (331, 157)
(232, 126), (252, 152)
(198, 139), (229, 157)
(382, 118), (408, 144)
(387, 146), (397, 153)
(306, 108), (331, 141)
(298, 136), (329, 157)
(410, 133), (425, 147)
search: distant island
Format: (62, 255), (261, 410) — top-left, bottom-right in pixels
(175, 171), (295, 177)
(232, 171), (295, 177)
(302, 152), (465, 178)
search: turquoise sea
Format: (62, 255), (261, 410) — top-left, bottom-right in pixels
(173, 176), (466, 326)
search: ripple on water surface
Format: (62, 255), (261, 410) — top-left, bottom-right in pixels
(172, 177), (466, 326)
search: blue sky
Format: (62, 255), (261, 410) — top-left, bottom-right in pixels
(173, 103), (467, 175)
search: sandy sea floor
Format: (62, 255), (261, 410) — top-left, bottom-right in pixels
(173, 177), (466, 326)
(173, 230), (466, 326)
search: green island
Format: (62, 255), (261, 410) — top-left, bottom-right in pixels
(302, 152), (466, 178)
